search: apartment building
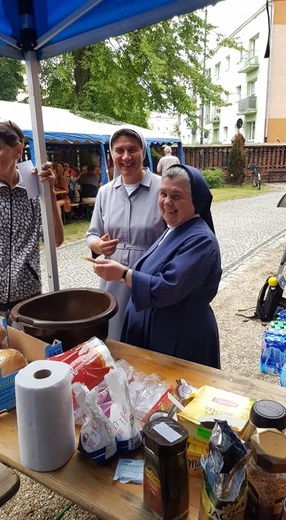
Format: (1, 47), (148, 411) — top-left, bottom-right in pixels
(199, 0), (286, 144)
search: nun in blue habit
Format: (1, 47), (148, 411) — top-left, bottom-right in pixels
(93, 165), (222, 369)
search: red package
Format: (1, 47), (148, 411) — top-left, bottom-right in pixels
(49, 337), (115, 400)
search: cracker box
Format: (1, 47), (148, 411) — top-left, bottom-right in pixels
(187, 441), (208, 479)
(0, 326), (62, 413)
(178, 385), (256, 448)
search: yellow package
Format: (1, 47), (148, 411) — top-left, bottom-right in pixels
(187, 441), (208, 479)
(178, 385), (255, 444)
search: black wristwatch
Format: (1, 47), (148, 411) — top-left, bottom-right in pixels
(120, 268), (129, 283)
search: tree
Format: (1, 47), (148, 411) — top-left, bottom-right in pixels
(0, 58), (25, 101)
(227, 133), (246, 185)
(39, 13), (241, 127)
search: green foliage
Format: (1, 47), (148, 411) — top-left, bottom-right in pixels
(202, 168), (224, 189)
(39, 14), (240, 127)
(227, 133), (246, 185)
(0, 58), (25, 101)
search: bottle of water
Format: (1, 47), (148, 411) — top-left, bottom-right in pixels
(281, 363), (286, 387)
(260, 324), (285, 375)
(278, 309), (286, 321)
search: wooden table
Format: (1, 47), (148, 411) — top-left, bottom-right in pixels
(0, 340), (285, 520)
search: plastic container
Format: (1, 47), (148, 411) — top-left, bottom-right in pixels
(142, 417), (189, 520)
(10, 288), (118, 351)
(248, 400), (286, 437)
(280, 363), (286, 387)
(260, 324), (285, 376)
(245, 429), (286, 519)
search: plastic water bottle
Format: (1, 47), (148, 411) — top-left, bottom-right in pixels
(281, 363), (286, 387)
(260, 323), (286, 375)
(278, 309), (286, 320)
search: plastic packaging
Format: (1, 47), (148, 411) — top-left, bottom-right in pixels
(280, 363), (286, 387)
(104, 367), (142, 453)
(73, 383), (117, 464)
(245, 429), (286, 519)
(143, 417), (189, 520)
(260, 320), (286, 376)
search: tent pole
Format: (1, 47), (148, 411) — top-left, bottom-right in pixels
(24, 50), (60, 292)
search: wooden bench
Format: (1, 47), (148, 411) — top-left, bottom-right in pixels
(0, 462), (20, 506)
(64, 202), (95, 223)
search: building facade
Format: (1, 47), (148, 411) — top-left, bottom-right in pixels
(199, 0), (286, 145)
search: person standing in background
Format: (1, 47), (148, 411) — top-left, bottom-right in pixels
(157, 146), (179, 176)
(86, 127), (166, 341)
(0, 122), (63, 319)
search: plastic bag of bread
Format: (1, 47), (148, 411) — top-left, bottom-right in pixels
(0, 349), (28, 376)
(49, 336), (115, 400)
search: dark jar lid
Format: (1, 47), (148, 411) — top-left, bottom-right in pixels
(249, 400), (286, 430)
(143, 417), (188, 458)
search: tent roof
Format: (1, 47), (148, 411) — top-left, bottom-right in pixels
(0, 1), (223, 61)
(0, 100), (181, 147)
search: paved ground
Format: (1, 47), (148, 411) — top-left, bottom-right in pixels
(2, 184), (285, 520)
(41, 185), (286, 293)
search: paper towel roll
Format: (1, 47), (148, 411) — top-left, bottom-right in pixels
(15, 360), (75, 472)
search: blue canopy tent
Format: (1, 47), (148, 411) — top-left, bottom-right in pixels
(0, 0), (223, 290)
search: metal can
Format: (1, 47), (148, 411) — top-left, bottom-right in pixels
(142, 417), (189, 520)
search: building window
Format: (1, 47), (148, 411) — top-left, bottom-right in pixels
(225, 55), (230, 71)
(214, 62), (221, 80)
(213, 128), (220, 143)
(223, 126), (228, 141)
(249, 35), (259, 57)
(247, 80), (256, 97)
(236, 85), (242, 101)
(246, 121), (255, 140)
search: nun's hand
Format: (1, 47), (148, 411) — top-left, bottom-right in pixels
(92, 259), (125, 281)
(98, 234), (119, 257)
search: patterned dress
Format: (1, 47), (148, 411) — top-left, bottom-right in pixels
(0, 177), (42, 310)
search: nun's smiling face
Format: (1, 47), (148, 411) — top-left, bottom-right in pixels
(159, 176), (195, 227)
(112, 135), (144, 184)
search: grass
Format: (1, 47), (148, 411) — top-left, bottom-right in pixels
(211, 182), (271, 202)
(61, 182), (272, 244)
(63, 218), (90, 243)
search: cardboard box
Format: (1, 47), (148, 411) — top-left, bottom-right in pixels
(0, 326), (62, 413)
(187, 441), (208, 479)
(178, 385), (256, 448)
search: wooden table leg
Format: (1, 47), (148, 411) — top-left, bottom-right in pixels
(0, 462), (20, 506)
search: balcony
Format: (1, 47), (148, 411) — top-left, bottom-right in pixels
(238, 96), (257, 114)
(205, 108), (221, 123)
(238, 51), (259, 73)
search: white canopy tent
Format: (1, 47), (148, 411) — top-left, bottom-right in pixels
(0, 100), (183, 184)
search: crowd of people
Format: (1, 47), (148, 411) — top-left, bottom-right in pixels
(52, 161), (102, 220)
(0, 120), (222, 370)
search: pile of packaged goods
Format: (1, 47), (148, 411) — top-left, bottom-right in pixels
(260, 309), (286, 385)
(49, 338), (195, 465)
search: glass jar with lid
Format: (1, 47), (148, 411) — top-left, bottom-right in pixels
(245, 429), (286, 519)
(245, 400), (286, 440)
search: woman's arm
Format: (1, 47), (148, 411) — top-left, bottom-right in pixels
(37, 164), (64, 247)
